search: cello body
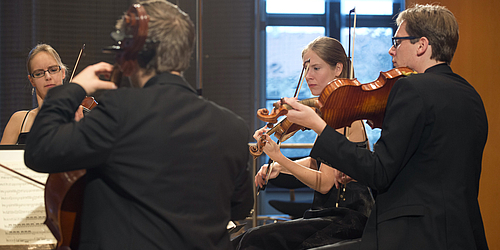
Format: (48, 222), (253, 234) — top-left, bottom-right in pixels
(41, 4), (150, 249)
(44, 170), (86, 250)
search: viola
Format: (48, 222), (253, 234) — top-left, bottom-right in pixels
(318, 66), (415, 130)
(250, 67), (415, 158)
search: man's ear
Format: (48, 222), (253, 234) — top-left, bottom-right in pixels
(416, 37), (430, 57)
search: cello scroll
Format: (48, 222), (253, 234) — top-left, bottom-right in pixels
(103, 4), (151, 87)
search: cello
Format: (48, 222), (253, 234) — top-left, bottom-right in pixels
(42, 4), (150, 250)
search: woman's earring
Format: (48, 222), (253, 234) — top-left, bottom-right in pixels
(32, 87), (35, 95)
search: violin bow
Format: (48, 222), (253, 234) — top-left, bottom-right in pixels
(336, 8), (357, 207)
(0, 163), (45, 186)
(347, 8), (356, 80)
(69, 44), (85, 82)
(257, 144), (278, 195)
(293, 59), (311, 98)
(257, 59), (311, 195)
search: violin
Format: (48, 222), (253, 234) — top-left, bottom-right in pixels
(250, 67), (415, 158)
(43, 4), (150, 250)
(81, 96), (98, 113)
(249, 98), (318, 159)
(248, 59), (313, 159)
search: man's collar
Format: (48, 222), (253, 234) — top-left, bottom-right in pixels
(424, 63), (452, 73)
(143, 72), (197, 94)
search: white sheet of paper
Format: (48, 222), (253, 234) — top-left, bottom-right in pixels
(0, 149), (56, 245)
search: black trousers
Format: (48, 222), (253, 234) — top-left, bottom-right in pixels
(232, 208), (366, 250)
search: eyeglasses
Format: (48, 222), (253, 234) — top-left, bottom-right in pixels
(391, 36), (419, 48)
(31, 65), (61, 78)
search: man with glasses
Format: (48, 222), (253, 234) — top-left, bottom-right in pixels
(275, 4), (488, 250)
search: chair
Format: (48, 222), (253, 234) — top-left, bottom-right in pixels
(267, 173), (313, 219)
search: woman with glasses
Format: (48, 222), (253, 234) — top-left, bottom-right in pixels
(0, 44), (83, 145)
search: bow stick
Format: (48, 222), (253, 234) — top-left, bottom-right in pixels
(257, 59), (310, 195)
(69, 44), (85, 82)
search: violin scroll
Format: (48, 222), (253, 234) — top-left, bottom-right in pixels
(250, 98), (319, 158)
(256, 98), (319, 124)
(248, 118), (308, 159)
(249, 136), (267, 159)
(256, 107), (288, 124)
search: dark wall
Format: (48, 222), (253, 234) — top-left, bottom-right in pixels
(0, 0), (256, 138)
(179, 0), (256, 129)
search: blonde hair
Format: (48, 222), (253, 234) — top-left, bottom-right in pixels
(27, 44), (67, 79)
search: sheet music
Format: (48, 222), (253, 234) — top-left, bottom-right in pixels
(0, 149), (56, 245)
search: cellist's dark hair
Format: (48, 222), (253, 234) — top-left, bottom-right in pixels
(302, 37), (349, 78)
(396, 4), (459, 64)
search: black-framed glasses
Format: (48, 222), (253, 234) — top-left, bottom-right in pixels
(31, 65), (61, 78)
(391, 36), (419, 48)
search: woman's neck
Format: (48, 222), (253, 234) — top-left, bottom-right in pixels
(36, 94), (44, 108)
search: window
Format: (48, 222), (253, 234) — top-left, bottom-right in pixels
(262, 0), (403, 157)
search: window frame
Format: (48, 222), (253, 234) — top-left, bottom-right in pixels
(259, 0), (403, 135)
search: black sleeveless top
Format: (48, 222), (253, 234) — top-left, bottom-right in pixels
(307, 140), (375, 218)
(17, 110), (31, 145)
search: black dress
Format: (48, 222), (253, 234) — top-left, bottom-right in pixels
(17, 109), (32, 144)
(233, 142), (375, 250)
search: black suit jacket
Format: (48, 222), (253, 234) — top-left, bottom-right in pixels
(25, 73), (253, 250)
(310, 64), (488, 250)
